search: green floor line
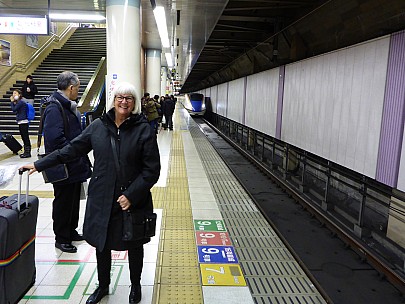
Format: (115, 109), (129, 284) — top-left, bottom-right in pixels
(24, 262), (85, 300)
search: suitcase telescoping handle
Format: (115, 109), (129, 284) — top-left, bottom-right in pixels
(17, 168), (30, 212)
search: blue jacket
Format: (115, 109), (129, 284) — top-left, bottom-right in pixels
(10, 99), (28, 122)
(42, 91), (91, 185)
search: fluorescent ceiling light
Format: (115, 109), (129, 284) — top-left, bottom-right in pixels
(165, 53), (173, 67)
(153, 6), (170, 48)
(50, 13), (106, 21)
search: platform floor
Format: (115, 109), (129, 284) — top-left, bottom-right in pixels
(0, 104), (325, 303)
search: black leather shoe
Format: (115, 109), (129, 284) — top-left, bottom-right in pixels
(129, 285), (141, 304)
(71, 233), (84, 241)
(86, 286), (109, 304)
(55, 242), (77, 253)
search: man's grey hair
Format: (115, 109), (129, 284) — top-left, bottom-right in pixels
(109, 82), (140, 114)
(57, 71), (80, 90)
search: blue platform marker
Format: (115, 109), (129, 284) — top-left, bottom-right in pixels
(197, 245), (238, 264)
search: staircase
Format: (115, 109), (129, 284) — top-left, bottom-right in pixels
(0, 27), (106, 136)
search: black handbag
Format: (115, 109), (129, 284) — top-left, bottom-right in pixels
(37, 99), (69, 184)
(122, 211), (157, 241)
(110, 136), (157, 241)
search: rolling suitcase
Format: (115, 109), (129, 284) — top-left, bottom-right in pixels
(0, 168), (39, 304)
(1, 134), (22, 155)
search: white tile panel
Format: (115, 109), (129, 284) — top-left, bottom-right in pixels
(282, 36), (390, 178)
(217, 83), (228, 117)
(227, 77), (246, 123)
(210, 85), (218, 113)
(245, 69), (279, 137)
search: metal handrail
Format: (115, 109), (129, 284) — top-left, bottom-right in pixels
(208, 113), (405, 240)
(0, 25), (73, 87)
(78, 57), (106, 112)
(83, 84), (106, 126)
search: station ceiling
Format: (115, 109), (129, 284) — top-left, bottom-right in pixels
(1, 0), (404, 93)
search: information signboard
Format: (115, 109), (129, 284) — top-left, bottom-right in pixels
(0, 15), (49, 35)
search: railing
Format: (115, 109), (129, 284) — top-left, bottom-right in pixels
(205, 112), (405, 289)
(78, 57), (107, 126)
(0, 25), (73, 88)
(78, 57), (106, 112)
(83, 84), (105, 126)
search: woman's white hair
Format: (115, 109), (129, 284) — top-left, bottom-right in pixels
(109, 82), (141, 114)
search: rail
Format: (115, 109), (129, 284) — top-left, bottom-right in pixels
(0, 25), (73, 88)
(77, 57), (106, 127)
(78, 57), (106, 112)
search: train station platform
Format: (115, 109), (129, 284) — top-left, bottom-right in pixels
(0, 103), (326, 303)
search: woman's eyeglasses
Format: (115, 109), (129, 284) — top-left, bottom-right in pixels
(115, 95), (134, 102)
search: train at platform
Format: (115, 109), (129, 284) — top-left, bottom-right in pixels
(182, 93), (206, 116)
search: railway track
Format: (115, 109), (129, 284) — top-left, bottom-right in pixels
(195, 117), (405, 304)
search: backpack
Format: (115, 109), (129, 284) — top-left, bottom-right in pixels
(39, 95), (52, 116)
(26, 102), (35, 121)
(40, 95), (50, 108)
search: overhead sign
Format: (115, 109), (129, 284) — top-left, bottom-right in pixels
(0, 15), (49, 35)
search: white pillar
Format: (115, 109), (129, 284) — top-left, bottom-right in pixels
(146, 49), (161, 97)
(106, 0), (141, 110)
(160, 67), (167, 96)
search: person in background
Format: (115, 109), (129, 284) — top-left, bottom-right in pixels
(41, 71), (92, 253)
(21, 82), (161, 304)
(21, 75), (38, 105)
(145, 97), (161, 134)
(154, 94), (162, 118)
(170, 94), (177, 104)
(10, 89), (31, 158)
(162, 94), (175, 130)
(154, 95), (163, 129)
(140, 92), (150, 117)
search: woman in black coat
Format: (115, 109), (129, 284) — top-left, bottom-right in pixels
(22, 82), (161, 304)
(21, 75), (38, 105)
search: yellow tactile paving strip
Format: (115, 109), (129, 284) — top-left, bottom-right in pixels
(0, 190), (54, 198)
(152, 130), (203, 304)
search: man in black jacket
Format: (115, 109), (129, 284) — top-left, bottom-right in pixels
(162, 94), (175, 130)
(42, 71), (92, 253)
